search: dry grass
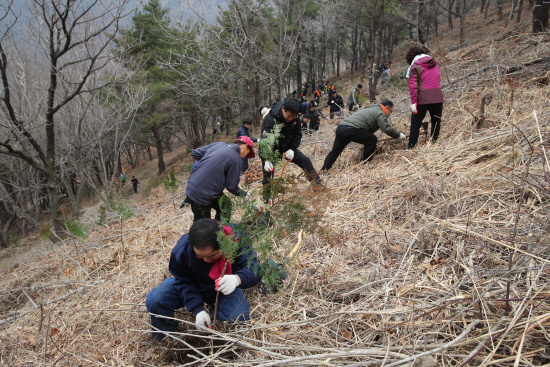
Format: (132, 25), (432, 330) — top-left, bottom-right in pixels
(1, 26), (550, 367)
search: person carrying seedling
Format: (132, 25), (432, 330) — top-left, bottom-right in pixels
(260, 98), (323, 202)
(320, 100), (406, 172)
(327, 90), (344, 119)
(236, 118), (259, 174)
(347, 84), (362, 112)
(183, 137), (255, 222)
(145, 218), (262, 340)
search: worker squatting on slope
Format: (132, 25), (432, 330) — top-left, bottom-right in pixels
(146, 218), (262, 341)
(320, 101), (406, 172)
(406, 45), (444, 149)
(260, 98), (323, 201)
(183, 137), (255, 222)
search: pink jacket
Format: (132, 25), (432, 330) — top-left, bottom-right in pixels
(408, 56), (444, 105)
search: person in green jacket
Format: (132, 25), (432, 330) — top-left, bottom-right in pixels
(347, 84), (362, 112)
(320, 101), (406, 171)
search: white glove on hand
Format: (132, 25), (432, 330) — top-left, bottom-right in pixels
(264, 161), (274, 172)
(195, 311), (211, 328)
(256, 138), (261, 142)
(331, 100), (335, 104)
(285, 149), (294, 161)
(399, 133), (406, 140)
(216, 275), (240, 295)
(410, 104), (418, 114)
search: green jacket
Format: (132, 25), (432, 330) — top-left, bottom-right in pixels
(347, 85), (360, 105)
(340, 104), (401, 139)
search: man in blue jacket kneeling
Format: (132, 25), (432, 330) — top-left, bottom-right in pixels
(146, 218), (262, 341)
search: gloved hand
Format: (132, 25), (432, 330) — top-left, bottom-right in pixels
(256, 138), (261, 142)
(195, 311), (211, 328)
(215, 275), (240, 295)
(284, 149), (294, 161)
(331, 100), (335, 104)
(264, 161), (274, 172)
(410, 104), (418, 114)
(399, 133), (406, 140)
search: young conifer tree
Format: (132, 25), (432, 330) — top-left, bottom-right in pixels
(218, 127), (324, 291)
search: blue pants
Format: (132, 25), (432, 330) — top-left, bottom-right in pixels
(145, 277), (250, 340)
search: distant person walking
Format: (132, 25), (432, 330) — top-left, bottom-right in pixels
(406, 46), (444, 148)
(131, 176), (139, 193)
(120, 172), (127, 187)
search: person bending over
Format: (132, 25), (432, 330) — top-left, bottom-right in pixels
(321, 100), (405, 171)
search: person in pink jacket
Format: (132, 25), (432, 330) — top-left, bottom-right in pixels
(406, 46), (444, 148)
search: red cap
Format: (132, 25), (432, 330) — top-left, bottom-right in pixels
(235, 136), (255, 158)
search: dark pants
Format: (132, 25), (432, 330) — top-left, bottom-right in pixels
(133, 184), (138, 193)
(188, 195), (231, 222)
(242, 157), (249, 174)
(145, 277), (250, 341)
(261, 149), (321, 201)
(409, 103), (443, 148)
(309, 119), (320, 132)
(329, 109), (341, 119)
(348, 103), (356, 112)
(321, 124), (377, 171)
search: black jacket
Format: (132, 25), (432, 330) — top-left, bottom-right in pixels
(328, 94), (344, 112)
(236, 125), (257, 142)
(260, 102), (302, 159)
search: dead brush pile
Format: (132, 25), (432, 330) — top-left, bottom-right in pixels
(1, 33), (550, 366)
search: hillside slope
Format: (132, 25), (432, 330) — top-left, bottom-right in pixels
(2, 8), (550, 367)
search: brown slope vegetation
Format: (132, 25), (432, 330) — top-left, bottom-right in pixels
(1, 17), (550, 367)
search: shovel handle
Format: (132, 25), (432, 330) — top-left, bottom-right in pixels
(288, 229), (305, 261)
(278, 152), (290, 178)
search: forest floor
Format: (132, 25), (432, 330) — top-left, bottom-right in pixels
(2, 3), (550, 366)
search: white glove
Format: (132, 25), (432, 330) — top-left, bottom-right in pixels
(284, 149), (294, 161)
(410, 104), (417, 114)
(256, 138), (261, 142)
(195, 311), (211, 328)
(216, 275), (240, 295)
(264, 161), (274, 172)
(331, 100), (335, 104)
(399, 133), (406, 140)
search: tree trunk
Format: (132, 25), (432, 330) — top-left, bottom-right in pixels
(460, 0), (466, 45)
(151, 124), (166, 174)
(516, 0), (524, 22)
(533, 0), (549, 32)
(507, 0), (517, 27)
(496, 0), (504, 20)
(296, 53), (302, 96)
